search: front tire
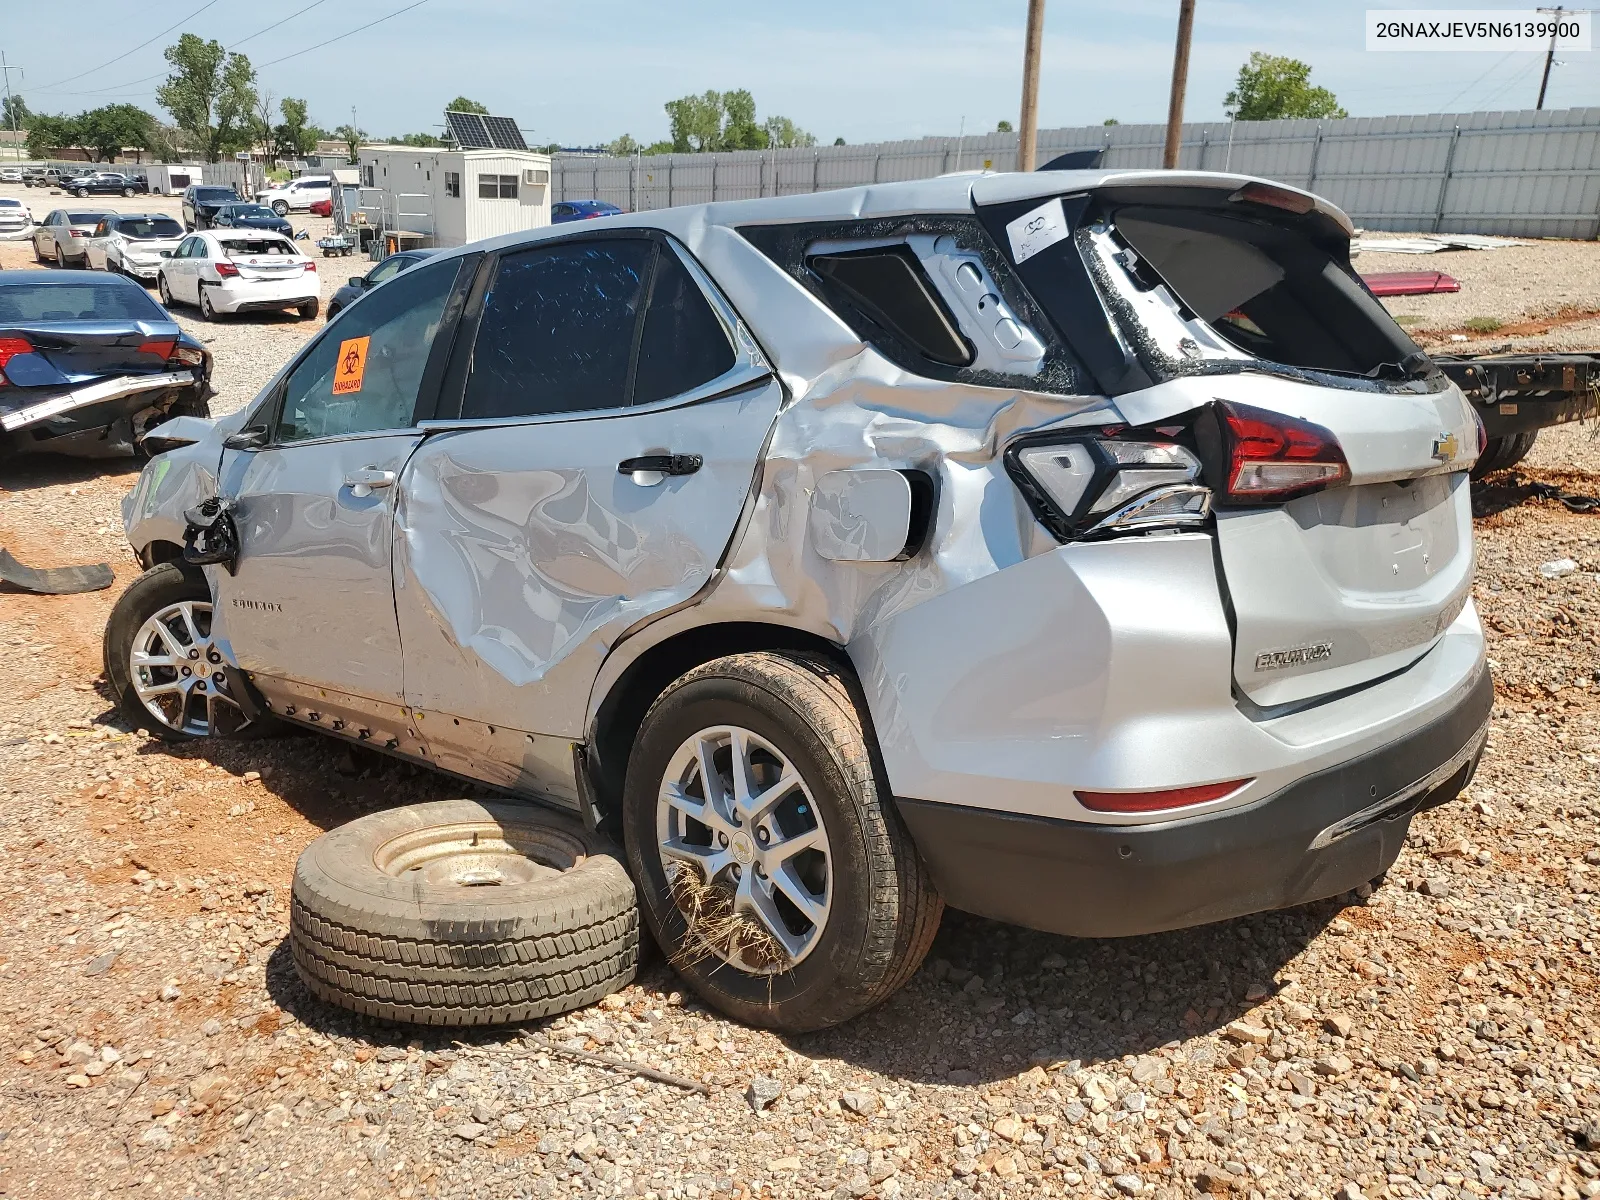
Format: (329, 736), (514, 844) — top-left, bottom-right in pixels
(122, 187), (135, 197)
(271, 200), (289, 216)
(103, 562), (253, 742)
(157, 273), (175, 308)
(622, 651), (942, 1032)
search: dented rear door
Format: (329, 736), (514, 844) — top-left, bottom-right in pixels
(393, 233), (779, 786)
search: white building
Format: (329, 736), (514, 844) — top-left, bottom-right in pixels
(356, 146), (552, 249)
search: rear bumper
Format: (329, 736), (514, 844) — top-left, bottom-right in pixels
(213, 281), (319, 313)
(897, 663), (1492, 938)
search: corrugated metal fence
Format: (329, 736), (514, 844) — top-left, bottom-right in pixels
(553, 107), (1600, 239)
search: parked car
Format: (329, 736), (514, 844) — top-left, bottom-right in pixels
(551, 200), (624, 223)
(31, 209), (112, 266)
(209, 202), (293, 238)
(67, 172), (149, 197)
(325, 248), (438, 319)
(307, 184), (360, 219)
(113, 170), (1488, 1032)
(254, 175), (333, 216)
(0, 270), (209, 459)
(0, 167), (22, 184)
(181, 184), (240, 231)
(84, 214), (187, 282)
(0, 197), (34, 240)
(157, 229), (319, 321)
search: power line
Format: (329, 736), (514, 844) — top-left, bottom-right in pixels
(28, 0), (221, 95)
(256, 0), (434, 68)
(1441, 51), (1517, 111)
(229, 0), (334, 50)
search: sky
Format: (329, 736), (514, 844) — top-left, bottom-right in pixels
(6, 0), (1598, 148)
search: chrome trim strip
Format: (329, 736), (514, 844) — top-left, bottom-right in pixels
(1307, 714), (1489, 851)
(1, 370), (194, 432)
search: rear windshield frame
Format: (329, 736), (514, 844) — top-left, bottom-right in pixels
(976, 186), (1448, 398)
(0, 278), (168, 323)
(217, 236), (299, 258)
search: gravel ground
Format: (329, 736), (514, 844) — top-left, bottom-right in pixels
(2, 220), (1600, 1200)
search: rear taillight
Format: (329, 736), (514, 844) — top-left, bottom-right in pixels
(69, 229), (87, 237)
(0, 335), (32, 386)
(1077, 778), (1251, 814)
(214, 262), (240, 278)
(303, 261), (316, 272)
(1007, 432), (1211, 542)
(1471, 405), (1487, 459)
(1215, 401), (1349, 502)
(139, 338), (176, 361)
(170, 345), (205, 367)
(1227, 181), (1315, 215)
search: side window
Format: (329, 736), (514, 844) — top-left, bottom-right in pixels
(276, 257), (461, 443)
(808, 249), (971, 367)
(367, 257), (405, 285)
(633, 246), (736, 405)
(94, 221), (109, 237)
(173, 237), (192, 257)
(461, 238), (651, 420)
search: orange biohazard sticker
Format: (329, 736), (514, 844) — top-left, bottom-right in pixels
(331, 336), (370, 395)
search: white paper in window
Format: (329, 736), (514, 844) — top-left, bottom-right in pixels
(1005, 198), (1069, 265)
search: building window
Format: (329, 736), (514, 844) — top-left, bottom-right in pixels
(361, 164), (375, 187)
(445, 172), (460, 198)
(478, 174), (518, 200)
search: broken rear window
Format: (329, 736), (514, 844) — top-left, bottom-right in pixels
(1098, 203), (1429, 383)
(219, 238), (297, 257)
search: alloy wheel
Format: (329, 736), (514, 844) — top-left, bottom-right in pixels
(656, 725), (832, 972)
(128, 600), (250, 738)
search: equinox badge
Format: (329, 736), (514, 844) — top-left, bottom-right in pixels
(1255, 642), (1334, 672)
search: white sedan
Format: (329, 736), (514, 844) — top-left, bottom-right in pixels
(0, 197), (32, 240)
(157, 229), (320, 321)
(85, 213), (186, 282)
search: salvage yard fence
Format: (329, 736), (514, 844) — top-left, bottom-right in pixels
(552, 107), (1600, 240)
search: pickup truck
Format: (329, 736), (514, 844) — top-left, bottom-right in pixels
(1434, 352), (1600, 478)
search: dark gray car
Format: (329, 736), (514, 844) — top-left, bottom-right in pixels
(325, 249), (439, 320)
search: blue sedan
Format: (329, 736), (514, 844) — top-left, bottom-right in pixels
(551, 200), (624, 223)
(210, 203), (294, 238)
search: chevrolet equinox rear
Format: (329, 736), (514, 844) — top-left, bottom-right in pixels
(114, 169), (1489, 1031)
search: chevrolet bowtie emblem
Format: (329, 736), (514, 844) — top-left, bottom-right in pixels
(1431, 432), (1459, 461)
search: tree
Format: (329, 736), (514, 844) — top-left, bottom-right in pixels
(1, 94), (29, 131)
(155, 34), (259, 161)
(334, 123), (364, 163)
(25, 113), (80, 159)
(252, 88), (278, 164)
(833, 136), (846, 146)
(276, 97), (318, 157)
(996, 119), (1014, 133)
(763, 115), (815, 149)
(388, 131), (444, 147)
(663, 89), (812, 153)
(79, 104), (155, 161)
(1224, 52), (1346, 121)
(1103, 117), (1120, 126)
(446, 96), (489, 114)
(608, 133), (640, 156)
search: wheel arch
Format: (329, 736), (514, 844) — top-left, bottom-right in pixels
(586, 620), (863, 834)
(140, 539), (185, 569)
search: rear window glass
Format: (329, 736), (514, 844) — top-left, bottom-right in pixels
(462, 238), (652, 420)
(219, 238), (296, 257)
(1104, 204), (1427, 381)
(633, 247), (735, 405)
(0, 280), (165, 322)
(195, 188), (235, 201)
(0, 200), (20, 209)
(67, 212), (110, 225)
(224, 206), (276, 219)
(116, 217), (183, 239)
(808, 248), (971, 367)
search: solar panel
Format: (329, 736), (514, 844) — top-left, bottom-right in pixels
(483, 116), (527, 151)
(444, 111), (528, 151)
(446, 111), (493, 148)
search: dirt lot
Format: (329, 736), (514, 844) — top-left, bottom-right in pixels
(1, 222), (1600, 1200)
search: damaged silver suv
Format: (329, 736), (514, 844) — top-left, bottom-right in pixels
(112, 170), (1490, 1031)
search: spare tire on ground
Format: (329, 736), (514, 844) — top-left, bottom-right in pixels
(291, 799), (639, 1026)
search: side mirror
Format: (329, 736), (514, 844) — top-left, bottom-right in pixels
(351, 276), (367, 289)
(159, 249), (173, 258)
(223, 426), (268, 451)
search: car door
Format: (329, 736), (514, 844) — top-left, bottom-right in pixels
(211, 253), (476, 718)
(85, 219), (112, 269)
(35, 211), (59, 258)
(167, 237), (196, 301)
(392, 233), (780, 798)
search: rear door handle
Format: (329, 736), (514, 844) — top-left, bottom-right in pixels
(344, 468), (397, 498)
(617, 454), (703, 478)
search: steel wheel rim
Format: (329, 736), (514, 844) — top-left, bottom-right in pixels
(129, 600), (249, 738)
(656, 725), (832, 973)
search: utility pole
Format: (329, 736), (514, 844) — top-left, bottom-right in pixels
(1163, 0), (1197, 169)
(1017, 0), (1046, 171)
(0, 52), (23, 155)
(1536, 6), (1563, 109)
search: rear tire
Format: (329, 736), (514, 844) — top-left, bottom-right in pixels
(622, 651), (942, 1032)
(199, 285), (220, 322)
(1471, 431), (1539, 479)
(1498, 430), (1539, 473)
(291, 800), (639, 1026)
(296, 298), (320, 320)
